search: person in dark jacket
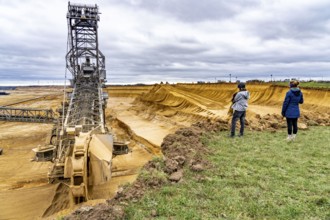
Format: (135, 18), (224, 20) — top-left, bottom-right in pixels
(281, 80), (304, 141)
(230, 82), (250, 137)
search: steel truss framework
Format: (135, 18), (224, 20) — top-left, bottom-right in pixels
(0, 107), (54, 123)
(48, 2), (108, 189)
(64, 2), (107, 133)
(66, 3), (105, 82)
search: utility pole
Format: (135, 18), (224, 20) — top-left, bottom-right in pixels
(229, 74), (231, 83)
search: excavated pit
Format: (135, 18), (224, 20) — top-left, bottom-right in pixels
(0, 83), (329, 219)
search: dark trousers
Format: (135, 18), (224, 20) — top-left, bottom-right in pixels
(286, 118), (298, 135)
(231, 110), (246, 136)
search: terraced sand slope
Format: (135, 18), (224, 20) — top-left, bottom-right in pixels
(105, 85), (153, 98)
(112, 83), (330, 132)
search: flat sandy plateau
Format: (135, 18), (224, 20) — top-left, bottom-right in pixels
(0, 83), (329, 219)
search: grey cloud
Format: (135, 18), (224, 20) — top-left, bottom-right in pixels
(116, 0), (260, 22)
(0, 43), (64, 81)
(247, 4), (330, 40)
(153, 44), (209, 55)
(1, 0), (330, 85)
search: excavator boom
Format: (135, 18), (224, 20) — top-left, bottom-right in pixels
(32, 2), (126, 204)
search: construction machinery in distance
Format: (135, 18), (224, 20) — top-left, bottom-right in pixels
(33, 2), (128, 203)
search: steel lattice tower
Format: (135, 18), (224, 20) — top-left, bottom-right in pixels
(48, 2), (109, 182)
(64, 2), (107, 133)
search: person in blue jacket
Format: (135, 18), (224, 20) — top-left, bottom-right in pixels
(281, 80), (304, 141)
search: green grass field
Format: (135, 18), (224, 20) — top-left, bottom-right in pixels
(125, 126), (330, 219)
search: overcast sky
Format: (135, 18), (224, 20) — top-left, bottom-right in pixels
(0, 0), (330, 85)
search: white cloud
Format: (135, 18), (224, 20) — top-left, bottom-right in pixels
(0, 0), (330, 85)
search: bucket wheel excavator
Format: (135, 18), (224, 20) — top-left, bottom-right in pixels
(33, 2), (127, 204)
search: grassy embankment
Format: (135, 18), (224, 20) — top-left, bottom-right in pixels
(274, 81), (330, 89)
(126, 126), (330, 219)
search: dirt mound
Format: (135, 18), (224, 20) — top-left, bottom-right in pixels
(64, 119), (228, 220)
(247, 112), (330, 132)
(42, 183), (70, 217)
(162, 119), (227, 160)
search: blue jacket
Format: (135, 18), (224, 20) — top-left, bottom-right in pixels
(281, 88), (304, 118)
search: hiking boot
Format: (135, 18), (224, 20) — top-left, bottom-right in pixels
(238, 133), (244, 137)
(286, 135), (292, 141)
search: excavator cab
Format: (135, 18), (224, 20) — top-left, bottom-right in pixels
(32, 145), (55, 162)
(82, 57), (95, 78)
(113, 141), (129, 155)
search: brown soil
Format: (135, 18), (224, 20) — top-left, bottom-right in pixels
(0, 83), (329, 219)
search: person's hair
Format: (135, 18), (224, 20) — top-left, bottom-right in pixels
(290, 80), (299, 87)
(238, 82), (246, 91)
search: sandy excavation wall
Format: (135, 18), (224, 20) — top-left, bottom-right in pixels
(171, 83), (330, 112)
(248, 84), (330, 111)
(108, 83), (330, 131)
(105, 85), (154, 98)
